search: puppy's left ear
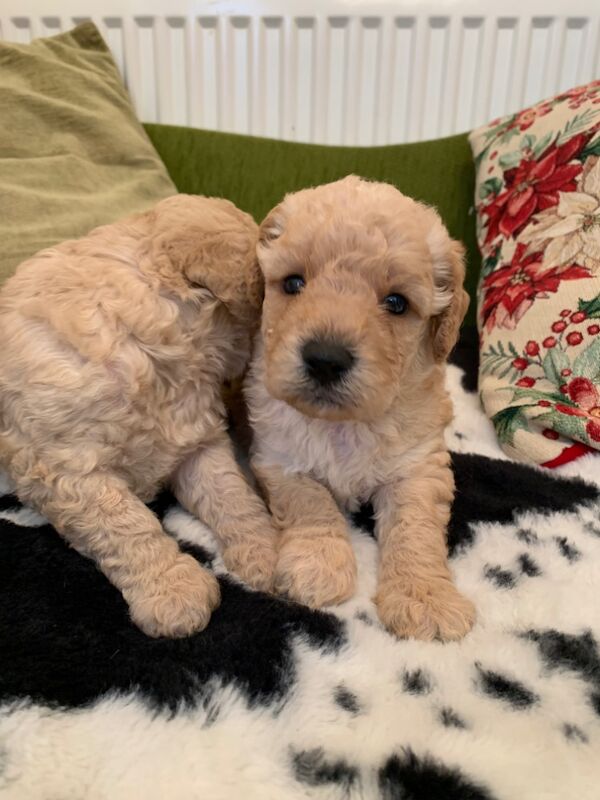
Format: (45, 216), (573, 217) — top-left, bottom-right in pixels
(430, 238), (470, 362)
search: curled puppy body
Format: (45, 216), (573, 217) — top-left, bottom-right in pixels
(245, 176), (475, 641)
(0, 195), (278, 638)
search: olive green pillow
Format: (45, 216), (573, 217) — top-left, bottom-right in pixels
(0, 22), (176, 283)
(145, 124), (480, 323)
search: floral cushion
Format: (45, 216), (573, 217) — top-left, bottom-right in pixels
(469, 81), (600, 468)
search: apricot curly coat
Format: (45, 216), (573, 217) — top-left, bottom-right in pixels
(0, 195), (278, 637)
(246, 176), (475, 641)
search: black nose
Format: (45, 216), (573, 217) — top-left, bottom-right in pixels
(302, 339), (355, 386)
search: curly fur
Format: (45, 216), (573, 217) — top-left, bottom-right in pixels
(0, 194), (278, 638)
(246, 176), (474, 640)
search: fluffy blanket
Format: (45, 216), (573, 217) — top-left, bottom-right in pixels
(1, 328), (599, 800)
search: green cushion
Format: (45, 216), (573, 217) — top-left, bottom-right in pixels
(145, 124), (479, 324)
(0, 22), (175, 284)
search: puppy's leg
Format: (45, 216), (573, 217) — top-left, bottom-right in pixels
(373, 450), (475, 641)
(254, 463), (357, 607)
(172, 435), (278, 592)
(18, 471), (220, 638)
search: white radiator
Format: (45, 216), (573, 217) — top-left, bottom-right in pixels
(1, 0), (599, 145)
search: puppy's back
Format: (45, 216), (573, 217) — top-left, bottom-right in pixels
(0, 206), (177, 363)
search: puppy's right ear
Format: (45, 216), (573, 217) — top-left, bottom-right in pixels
(430, 239), (469, 363)
(258, 204), (285, 247)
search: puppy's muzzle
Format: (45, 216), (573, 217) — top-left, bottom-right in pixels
(301, 338), (355, 387)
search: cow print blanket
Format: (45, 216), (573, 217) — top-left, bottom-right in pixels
(1, 328), (599, 800)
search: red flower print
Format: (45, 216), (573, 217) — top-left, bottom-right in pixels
(558, 81), (600, 107)
(566, 331), (583, 346)
(552, 321), (567, 333)
(512, 357), (529, 370)
(538, 400), (552, 407)
(561, 377), (600, 442)
(511, 103), (552, 132)
(525, 340), (540, 356)
(516, 377), (536, 388)
(543, 337), (557, 348)
(556, 81), (600, 101)
(570, 311), (587, 323)
(560, 309), (571, 317)
(556, 403), (583, 416)
(588, 324), (600, 335)
(480, 244), (590, 331)
(543, 428), (560, 440)
(561, 368), (572, 377)
(568, 377), (600, 406)
(481, 134), (588, 244)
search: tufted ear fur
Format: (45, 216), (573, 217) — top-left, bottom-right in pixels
(162, 228), (263, 312)
(146, 196), (263, 324)
(258, 204), (286, 248)
(430, 238), (470, 363)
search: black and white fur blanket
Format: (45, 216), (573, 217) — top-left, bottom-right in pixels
(1, 328), (599, 800)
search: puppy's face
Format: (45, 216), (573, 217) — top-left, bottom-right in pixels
(257, 177), (468, 422)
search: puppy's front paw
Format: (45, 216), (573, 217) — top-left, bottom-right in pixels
(376, 578), (475, 642)
(274, 527), (357, 608)
(126, 553), (220, 638)
(222, 534), (278, 592)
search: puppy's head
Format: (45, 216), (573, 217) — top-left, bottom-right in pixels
(257, 176), (468, 422)
(146, 194), (263, 329)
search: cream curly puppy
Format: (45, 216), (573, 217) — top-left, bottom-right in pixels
(245, 176), (475, 641)
(0, 195), (278, 638)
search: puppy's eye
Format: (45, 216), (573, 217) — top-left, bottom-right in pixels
(283, 275), (305, 295)
(383, 293), (409, 315)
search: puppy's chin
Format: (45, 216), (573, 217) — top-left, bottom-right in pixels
(281, 392), (361, 422)
(265, 375), (394, 423)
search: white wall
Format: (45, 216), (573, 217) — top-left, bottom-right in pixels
(2, 0), (599, 144)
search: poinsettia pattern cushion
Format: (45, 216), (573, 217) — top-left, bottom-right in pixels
(469, 80), (600, 467)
